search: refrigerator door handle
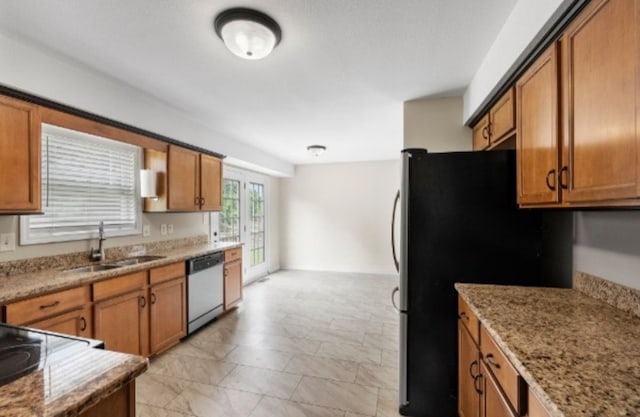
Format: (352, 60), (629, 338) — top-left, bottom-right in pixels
(391, 190), (400, 272)
(391, 286), (400, 312)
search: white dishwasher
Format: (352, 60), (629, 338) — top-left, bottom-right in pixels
(186, 252), (224, 335)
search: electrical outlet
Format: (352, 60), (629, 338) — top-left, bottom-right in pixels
(167, 224), (174, 234)
(160, 224), (167, 235)
(203, 213), (209, 225)
(0, 233), (16, 252)
(143, 224), (151, 237)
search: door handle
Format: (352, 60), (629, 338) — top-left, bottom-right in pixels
(391, 190), (400, 273)
(391, 286), (400, 312)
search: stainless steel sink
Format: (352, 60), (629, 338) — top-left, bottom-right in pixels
(112, 255), (166, 265)
(63, 264), (122, 273)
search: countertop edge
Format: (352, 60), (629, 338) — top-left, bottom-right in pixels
(0, 242), (243, 305)
(455, 283), (565, 417)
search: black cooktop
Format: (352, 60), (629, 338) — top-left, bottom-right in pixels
(0, 324), (103, 387)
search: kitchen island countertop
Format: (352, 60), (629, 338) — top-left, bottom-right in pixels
(455, 283), (640, 417)
(0, 241), (242, 305)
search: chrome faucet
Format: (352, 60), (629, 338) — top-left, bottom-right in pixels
(90, 221), (106, 262)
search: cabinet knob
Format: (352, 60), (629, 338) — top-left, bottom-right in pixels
(458, 311), (469, 321)
(545, 169), (557, 191)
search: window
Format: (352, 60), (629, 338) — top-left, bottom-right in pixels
(219, 179), (241, 243)
(20, 124), (141, 244)
(249, 182), (265, 267)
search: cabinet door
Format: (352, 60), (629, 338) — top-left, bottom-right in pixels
(0, 95), (41, 212)
(167, 145), (200, 211)
(199, 154), (222, 211)
(94, 289), (148, 356)
(481, 362), (517, 417)
(489, 88), (516, 146)
(561, 0), (639, 202)
(516, 43), (561, 205)
(459, 323), (480, 417)
(224, 260), (243, 310)
(150, 277), (186, 355)
(472, 115), (490, 151)
(28, 306), (92, 339)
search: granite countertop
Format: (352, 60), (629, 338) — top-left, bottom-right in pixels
(0, 242), (241, 304)
(0, 343), (147, 416)
(456, 283), (640, 417)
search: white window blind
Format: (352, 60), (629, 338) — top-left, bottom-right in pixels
(20, 124), (142, 245)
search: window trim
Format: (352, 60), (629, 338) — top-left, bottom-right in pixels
(20, 124), (142, 245)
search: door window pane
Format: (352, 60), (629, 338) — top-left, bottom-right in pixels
(249, 182), (265, 266)
(220, 179), (241, 243)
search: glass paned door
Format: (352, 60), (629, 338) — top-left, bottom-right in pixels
(220, 179), (241, 243)
(249, 182), (265, 267)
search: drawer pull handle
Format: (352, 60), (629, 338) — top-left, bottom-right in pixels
(39, 300), (60, 310)
(151, 293), (157, 305)
(473, 374), (483, 395)
(140, 296), (147, 308)
(458, 311), (469, 321)
(559, 166), (569, 190)
(469, 360), (479, 378)
(545, 168), (557, 191)
(485, 353), (501, 369)
(80, 317), (87, 331)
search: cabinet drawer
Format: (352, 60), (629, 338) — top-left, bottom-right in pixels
(150, 262), (185, 285)
(5, 286), (90, 325)
(458, 296), (480, 345)
(480, 326), (523, 414)
(93, 271), (147, 302)
(225, 247), (242, 262)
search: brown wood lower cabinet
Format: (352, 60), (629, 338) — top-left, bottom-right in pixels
(481, 361), (517, 417)
(80, 382), (135, 417)
(224, 259), (242, 310)
(458, 322), (480, 417)
(28, 306), (92, 339)
(149, 276), (186, 355)
(94, 288), (148, 356)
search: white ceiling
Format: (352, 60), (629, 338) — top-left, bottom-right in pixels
(0, 0), (516, 165)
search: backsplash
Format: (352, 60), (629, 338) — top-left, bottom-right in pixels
(574, 271), (640, 318)
(0, 235), (208, 277)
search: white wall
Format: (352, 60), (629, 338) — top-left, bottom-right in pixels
(574, 212), (640, 289)
(0, 31), (294, 177)
(0, 212), (208, 262)
(404, 96), (471, 151)
(463, 0), (573, 121)
(279, 161), (400, 274)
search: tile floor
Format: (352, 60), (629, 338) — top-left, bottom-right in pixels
(136, 269), (402, 417)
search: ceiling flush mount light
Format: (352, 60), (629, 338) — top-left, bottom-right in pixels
(214, 8), (282, 60)
(307, 145), (327, 157)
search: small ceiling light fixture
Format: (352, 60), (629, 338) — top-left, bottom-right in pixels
(307, 145), (327, 157)
(214, 8), (282, 60)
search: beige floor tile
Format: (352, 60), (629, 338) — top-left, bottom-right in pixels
(344, 413), (372, 417)
(195, 326), (265, 346)
(219, 365), (302, 399)
(168, 337), (237, 361)
(136, 373), (189, 407)
(375, 389), (402, 417)
(147, 353), (236, 385)
(329, 319), (383, 335)
(250, 396), (345, 417)
(305, 327), (365, 346)
(284, 354), (359, 383)
(380, 350), (398, 369)
(223, 345), (294, 371)
(259, 334), (321, 355)
(355, 364), (398, 390)
(316, 342), (382, 365)
(165, 382), (262, 417)
(137, 403), (195, 417)
(291, 376), (378, 416)
(362, 333), (398, 352)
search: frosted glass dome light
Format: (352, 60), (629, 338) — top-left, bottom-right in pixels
(215, 8), (282, 60)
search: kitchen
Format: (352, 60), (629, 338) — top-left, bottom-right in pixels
(0, 1), (638, 415)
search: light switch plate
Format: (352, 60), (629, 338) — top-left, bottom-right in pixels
(167, 224), (174, 234)
(143, 225), (151, 237)
(160, 224), (167, 235)
(0, 233), (16, 252)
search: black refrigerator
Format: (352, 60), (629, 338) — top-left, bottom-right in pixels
(393, 149), (572, 417)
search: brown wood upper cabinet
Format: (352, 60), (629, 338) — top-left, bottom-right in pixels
(0, 95), (41, 213)
(166, 145), (222, 212)
(517, 0), (640, 207)
(472, 88), (516, 151)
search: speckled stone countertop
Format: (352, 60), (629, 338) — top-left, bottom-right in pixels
(0, 241), (241, 304)
(455, 283), (640, 417)
(0, 341), (147, 416)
